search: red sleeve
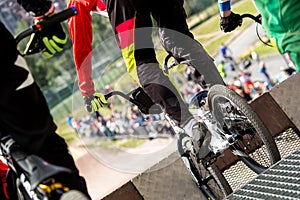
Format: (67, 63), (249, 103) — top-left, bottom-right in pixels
(67, 0), (98, 97)
(0, 160), (8, 199)
(96, 0), (106, 11)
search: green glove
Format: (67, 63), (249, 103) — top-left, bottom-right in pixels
(24, 17), (67, 58)
(84, 93), (108, 113)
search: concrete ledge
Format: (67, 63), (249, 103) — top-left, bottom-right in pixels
(102, 182), (143, 200)
(103, 152), (205, 200)
(132, 152), (205, 200)
(269, 73), (300, 133)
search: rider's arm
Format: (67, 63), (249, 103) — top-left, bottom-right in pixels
(67, 0), (100, 97)
(218, 0), (242, 32)
(18, 0), (68, 57)
(67, 0), (108, 112)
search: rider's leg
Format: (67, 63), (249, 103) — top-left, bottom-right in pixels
(105, 0), (192, 124)
(106, 0), (211, 158)
(151, 0), (225, 88)
(150, 0), (222, 156)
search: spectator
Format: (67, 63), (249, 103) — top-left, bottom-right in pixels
(97, 115), (114, 137)
(184, 65), (193, 82)
(219, 43), (232, 60)
(219, 43), (235, 71)
(259, 61), (274, 90)
(239, 70), (255, 98)
(106, 115), (120, 136)
(217, 60), (227, 78)
(276, 66), (297, 83)
(251, 51), (260, 63)
(227, 77), (252, 101)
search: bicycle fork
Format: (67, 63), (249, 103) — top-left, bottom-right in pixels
(189, 108), (240, 157)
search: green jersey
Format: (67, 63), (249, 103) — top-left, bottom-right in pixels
(254, 0), (300, 71)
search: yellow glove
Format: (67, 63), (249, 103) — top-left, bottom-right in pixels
(24, 15), (67, 58)
(84, 93), (107, 113)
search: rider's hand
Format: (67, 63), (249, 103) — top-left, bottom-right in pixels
(84, 93), (107, 113)
(220, 11), (242, 33)
(24, 15), (67, 58)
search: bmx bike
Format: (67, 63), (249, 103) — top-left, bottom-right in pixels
(99, 13), (281, 199)
(102, 55), (280, 200)
(0, 7), (89, 200)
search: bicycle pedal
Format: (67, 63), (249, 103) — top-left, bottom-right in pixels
(198, 151), (218, 167)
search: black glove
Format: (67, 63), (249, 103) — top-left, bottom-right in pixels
(84, 93), (107, 113)
(220, 12), (242, 33)
(24, 16), (67, 57)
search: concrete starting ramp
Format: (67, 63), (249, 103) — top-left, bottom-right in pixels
(103, 73), (300, 200)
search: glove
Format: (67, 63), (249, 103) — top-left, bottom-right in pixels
(220, 12), (242, 33)
(24, 16), (67, 58)
(84, 93), (107, 113)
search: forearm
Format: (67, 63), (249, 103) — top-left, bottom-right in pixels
(17, 0), (54, 17)
(218, 0), (231, 17)
(67, 0), (96, 97)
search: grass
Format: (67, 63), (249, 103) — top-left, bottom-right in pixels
(77, 137), (149, 150)
(238, 37), (279, 60)
(118, 138), (149, 148)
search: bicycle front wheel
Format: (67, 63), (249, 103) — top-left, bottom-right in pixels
(181, 151), (233, 199)
(208, 84), (281, 174)
(178, 134), (232, 199)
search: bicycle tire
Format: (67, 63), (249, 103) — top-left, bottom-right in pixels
(60, 190), (90, 200)
(208, 84), (281, 173)
(178, 134), (232, 199)
(181, 152), (232, 199)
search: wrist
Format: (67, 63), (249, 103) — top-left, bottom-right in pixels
(84, 95), (94, 103)
(221, 10), (232, 17)
(34, 5), (55, 20)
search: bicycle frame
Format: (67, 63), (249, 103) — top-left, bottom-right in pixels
(0, 135), (71, 199)
(103, 86), (234, 162)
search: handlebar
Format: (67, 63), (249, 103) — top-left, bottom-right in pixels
(103, 88), (163, 115)
(163, 13), (262, 71)
(241, 13), (261, 24)
(104, 91), (131, 101)
(15, 6), (78, 45)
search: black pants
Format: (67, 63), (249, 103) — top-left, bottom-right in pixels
(0, 22), (90, 199)
(104, 0), (224, 124)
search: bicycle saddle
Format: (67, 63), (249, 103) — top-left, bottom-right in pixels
(11, 153), (71, 189)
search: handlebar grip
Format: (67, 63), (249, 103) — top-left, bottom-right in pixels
(240, 13), (261, 24)
(104, 92), (113, 100)
(35, 6), (78, 31)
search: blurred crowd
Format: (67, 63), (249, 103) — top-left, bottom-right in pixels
(67, 104), (175, 139)
(67, 52), (296, 139)
(217, 48), (297, 101)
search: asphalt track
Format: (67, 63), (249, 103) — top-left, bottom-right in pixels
(71, 137), (177, 199)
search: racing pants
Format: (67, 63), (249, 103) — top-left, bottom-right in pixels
(104, 0), (225, 125)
